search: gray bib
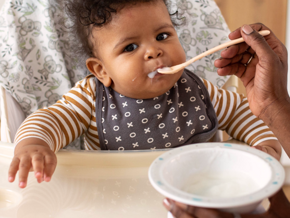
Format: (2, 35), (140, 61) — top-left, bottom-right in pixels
(95, 69), (218, 150)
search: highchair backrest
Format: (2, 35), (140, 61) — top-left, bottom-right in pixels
(171, 0), (231, 88)
(0, 0), (234, 145)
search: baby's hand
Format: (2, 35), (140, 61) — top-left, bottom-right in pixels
(8, 144), (57, 188)
(254, 140), (281, 160)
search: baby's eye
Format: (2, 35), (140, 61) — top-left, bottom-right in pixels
(156, 33), (169, 41)
(124, 44), (138, 52)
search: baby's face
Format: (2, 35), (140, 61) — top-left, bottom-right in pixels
(87, 0), (186, 99)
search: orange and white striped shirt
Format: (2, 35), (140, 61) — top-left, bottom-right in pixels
(14, 75), (277, 152)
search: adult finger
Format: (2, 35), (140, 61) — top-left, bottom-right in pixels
(164, 199), (232, 218)
(265, 190), (290, 218)
(219, 23), (266, 60)
(235, 23), (287, 65)
(8, 157), (20, 182)
(219, 43), (250, 60)
(172, 201), (235, 218)
(268, 189), (285, 204)
(166, 200), (269, 218)
(43, 153), (57, 182)
(228, 23), (266, 40)
(163, 199), (193, 218)
(215, 52), (253, 68)
(240, 25), (277, 64)
(218, 60), (258, 89)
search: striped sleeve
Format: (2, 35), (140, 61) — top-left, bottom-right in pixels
(201, 78), (277, 146)
(14, 75), (101, 152)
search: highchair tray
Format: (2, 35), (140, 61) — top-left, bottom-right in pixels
(0, 142), (167, 218)
(0, 140), (249, 218)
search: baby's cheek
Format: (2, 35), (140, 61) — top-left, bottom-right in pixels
(175, 48), (186, 64)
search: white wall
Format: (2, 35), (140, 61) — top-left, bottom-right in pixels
(0, 0), (4, 9)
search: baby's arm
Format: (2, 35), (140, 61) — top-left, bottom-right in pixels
(9, 75), (97, 188)
(201, 78), (281, 159)
(8, 138), (56, 188)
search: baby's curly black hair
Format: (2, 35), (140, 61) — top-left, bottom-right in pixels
(65, 0), (180, 62)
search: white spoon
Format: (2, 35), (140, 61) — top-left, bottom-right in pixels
(157, 30), (270, 74)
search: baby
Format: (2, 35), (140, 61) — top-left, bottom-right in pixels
(8, 0), (281, 188)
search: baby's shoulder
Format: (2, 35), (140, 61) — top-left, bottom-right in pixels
(72, 74), (97, 96)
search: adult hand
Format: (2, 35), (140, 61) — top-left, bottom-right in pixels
(214, 23), (289, 120)
(163, 189), (290, 218)
(215, 23), (290, 156)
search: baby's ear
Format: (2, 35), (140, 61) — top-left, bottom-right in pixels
(86, 58), (112, 87)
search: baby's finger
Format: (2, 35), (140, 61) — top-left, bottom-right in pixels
(18, 156), (32, 188)
(43, 154), (57, 182)
(31, 153), (44, 183)
(8, 157), (20, 182)
(253, 145), (267, 152)
(253, 145), (279, 160)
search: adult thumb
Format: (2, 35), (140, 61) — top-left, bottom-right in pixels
(241, 25), (275, 59)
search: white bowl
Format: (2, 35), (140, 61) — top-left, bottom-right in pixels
(148, 143), (285, 214)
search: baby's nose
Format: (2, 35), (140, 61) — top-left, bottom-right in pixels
(144, 47), (163, 60)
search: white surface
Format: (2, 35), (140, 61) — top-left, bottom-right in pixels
(0, 143), (169, 218)
(0, 140), (267, 218)
(0, 0), (4, 9)
(0, 88), (25, 142)
(0, 188), (22, 209)
(149, 143), (285, 214)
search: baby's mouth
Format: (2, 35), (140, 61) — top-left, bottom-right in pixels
(148, 70), (158, 78)
(148, 66), (167, 78)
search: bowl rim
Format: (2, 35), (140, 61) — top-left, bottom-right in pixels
(148, 142), (285, 208)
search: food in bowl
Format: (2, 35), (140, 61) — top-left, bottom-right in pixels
(148, 143), (285, 213)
